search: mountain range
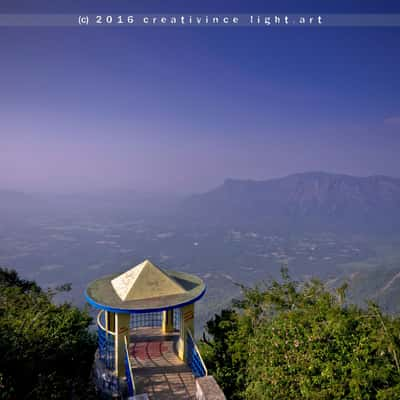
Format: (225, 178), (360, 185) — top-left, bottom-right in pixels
(2, 172), (400, 234)
(181, 172), (400, 234)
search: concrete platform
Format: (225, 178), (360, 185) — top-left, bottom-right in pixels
(129, 327), (196, 400)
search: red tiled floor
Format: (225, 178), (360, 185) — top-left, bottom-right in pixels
(131, 341), (170, 360)
(129, 328), (196, 400)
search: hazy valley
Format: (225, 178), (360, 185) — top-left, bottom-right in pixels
(1, 171), (400, 331)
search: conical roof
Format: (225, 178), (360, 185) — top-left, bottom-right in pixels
(85, 259), (206, 312)
(111, 259), (185, 301)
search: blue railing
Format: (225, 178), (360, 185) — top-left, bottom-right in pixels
(97, 311), (115, 371)
(130, 311), (163, 329)
(173, 308), (181, 331)
(124, 336), (135, 397)
(97, 370), (120, 394)
(129, 309), (181, 331)
(186, 329), (208, 378)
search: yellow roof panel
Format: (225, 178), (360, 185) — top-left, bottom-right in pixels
(111, 259), (186, 301)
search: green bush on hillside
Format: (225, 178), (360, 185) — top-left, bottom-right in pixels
(0, 268), (97, 399)
(201, 268), (400, 399)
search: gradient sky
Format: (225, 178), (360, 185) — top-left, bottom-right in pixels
(1, 0), (400, 193)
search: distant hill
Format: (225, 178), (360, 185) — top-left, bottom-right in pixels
(0, 189), (181, 222)
(329, 263), (400, 315)
(181, 172), (400, 234)
(0, 190), (43, 221)
(0, 190), (33, 205)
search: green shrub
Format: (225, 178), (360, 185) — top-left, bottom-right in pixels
(201, 269), (400, 399)
(0, 268), (97, 399)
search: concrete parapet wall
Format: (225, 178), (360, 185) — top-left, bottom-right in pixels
(196, 376), (226, 400)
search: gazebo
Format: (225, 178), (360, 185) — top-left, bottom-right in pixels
(85, 259), (207, 399)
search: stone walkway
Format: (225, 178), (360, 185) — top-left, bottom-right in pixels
(129, 328), (197, 400)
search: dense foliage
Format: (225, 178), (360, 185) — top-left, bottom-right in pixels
(201, 269), (400, 399)
(0, 268), (97, 399)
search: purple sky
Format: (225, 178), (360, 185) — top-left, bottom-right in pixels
(1, 0), (400, 194)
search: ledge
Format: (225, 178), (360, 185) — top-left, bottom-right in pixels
(196, 376), (226, 400)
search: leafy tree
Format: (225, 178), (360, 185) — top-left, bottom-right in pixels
(201, 269), (400, 399)
(0, 268), (97, 399)
(200, 309), (245, 399)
